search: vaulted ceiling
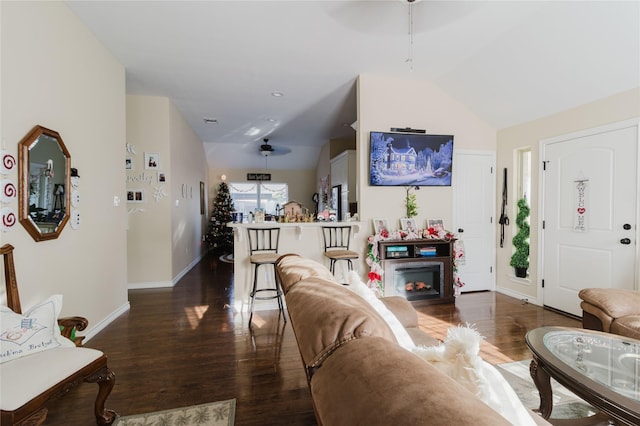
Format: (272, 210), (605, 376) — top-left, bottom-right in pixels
(65, 1), (640, 170)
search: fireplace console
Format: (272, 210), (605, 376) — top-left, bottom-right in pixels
(378, 239), (455, 305)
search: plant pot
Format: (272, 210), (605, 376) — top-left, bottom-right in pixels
(514, 267), (528, 278)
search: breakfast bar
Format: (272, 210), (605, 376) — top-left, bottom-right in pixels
(229, 221), (366, 314)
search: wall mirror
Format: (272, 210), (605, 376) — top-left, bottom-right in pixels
(18, 125), (71, 242)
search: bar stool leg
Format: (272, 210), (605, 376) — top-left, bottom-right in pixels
(249, 263), (259, 326)
(274, 270), (287, 323)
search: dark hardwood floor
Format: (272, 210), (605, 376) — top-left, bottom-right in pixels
(44, 252), (580, 425)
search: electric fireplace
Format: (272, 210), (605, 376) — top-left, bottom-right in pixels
(385, 261), (444, 301)
(378, 239), (455, 305)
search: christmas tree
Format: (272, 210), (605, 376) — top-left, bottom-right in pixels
(207, 182), (235, 254)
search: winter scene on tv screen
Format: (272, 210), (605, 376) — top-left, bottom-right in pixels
(369, 132), (454, 186)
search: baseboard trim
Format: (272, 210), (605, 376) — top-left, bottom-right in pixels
(496, 287), (541, 306)
(128, 280), (174, 289)
(172, 253), (204, 286)
(82, 301), (130, 342)
(127, 253), (205, 290)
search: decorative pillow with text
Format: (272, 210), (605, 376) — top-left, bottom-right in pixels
(0, 295), (74, 364)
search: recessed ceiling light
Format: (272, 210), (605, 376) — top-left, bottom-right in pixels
(203, 117), (218, 124)
(271, 91), (284, 97)
(267, 118), (278, 122)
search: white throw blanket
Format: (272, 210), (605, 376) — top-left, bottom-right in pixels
(346, 271), (537, 426)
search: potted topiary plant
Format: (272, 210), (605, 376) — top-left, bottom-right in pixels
(510, 197), (530, 278)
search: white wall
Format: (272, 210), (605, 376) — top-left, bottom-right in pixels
(126, 95), (208, 287)
(496, 88), (640, 302)
(1, 1), (129, 337)
(356, 74), (497, 259)
(126, 96), (172, 286)
(169, 101), (209, 280)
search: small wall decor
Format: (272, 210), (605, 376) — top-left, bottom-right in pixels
(126, 142), (137, 155)
(1, 207), (16, 231)
(70, 168), (80, 188)
(373, 218), (389, 235)
(1, 179), (17, 204)
(152, 185), (168, 202)
(144, 152), (159, 170)
(157, 171), (167, 183)
(70, 209), (80, 230)
(1, 149), (16, 174)
(126, 157), (134, 170)
(127, 189), (145, 203)
(71, 189), (80, 208)
(200, 181), (205, 215)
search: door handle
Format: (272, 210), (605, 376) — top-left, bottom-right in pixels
(620, 238), (631, 245)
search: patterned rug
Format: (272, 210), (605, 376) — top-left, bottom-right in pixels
(114, 399), (235, 426)
(497, 360), (597, 420)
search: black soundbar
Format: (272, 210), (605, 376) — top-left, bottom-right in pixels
(390, 127), (426, 134)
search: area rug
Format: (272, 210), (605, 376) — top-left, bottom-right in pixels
(114, 399), (235, 426)
(218, 254), (234, 264)
(497, 360), (597, 420)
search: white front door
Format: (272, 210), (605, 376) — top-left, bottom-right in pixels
(541, 119), (638, 316)
(453, 151), (495, 292)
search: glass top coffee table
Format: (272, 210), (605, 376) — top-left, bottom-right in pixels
(525, 327), (640, 425)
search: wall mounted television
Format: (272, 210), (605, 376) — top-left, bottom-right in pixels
(369, 131), (454, 186)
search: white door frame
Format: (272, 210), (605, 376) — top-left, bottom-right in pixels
(452, 149), (497, 292)
(537, 118), (640, 307)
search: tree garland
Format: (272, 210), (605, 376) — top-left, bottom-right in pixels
(366, 227), (466, 298)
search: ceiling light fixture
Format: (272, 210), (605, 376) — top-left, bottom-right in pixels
(271, 91), (284, 97)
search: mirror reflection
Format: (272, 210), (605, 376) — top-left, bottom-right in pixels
(19, 125), (70, 241)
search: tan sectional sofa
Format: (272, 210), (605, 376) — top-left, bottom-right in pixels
(275, 254), (549, 426)
(579, 288), (640, 340)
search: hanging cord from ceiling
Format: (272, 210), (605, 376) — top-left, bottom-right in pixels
(406, 1), (414, 71)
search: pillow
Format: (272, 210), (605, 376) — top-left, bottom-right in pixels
(0, 295), (74, 364)
(346, 271), (416, 350)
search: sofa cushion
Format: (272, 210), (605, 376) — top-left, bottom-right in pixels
(611, 315), (640, 340)
(380, 296), (418, 328)
(346, 271), (415, 350)
(311, 337), (512, 426)
(0, 295), (74, 364)
(276, 254), (336, 294)
(285, 278), (397, 370)
(578, 288), (640, 319)
(0, 347), (103, 411)
(580, 301), (615, 331)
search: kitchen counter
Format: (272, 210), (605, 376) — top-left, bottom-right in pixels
(228, 221), (366, 314)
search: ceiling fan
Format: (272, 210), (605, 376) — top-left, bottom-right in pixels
(259, 139), (291, 157)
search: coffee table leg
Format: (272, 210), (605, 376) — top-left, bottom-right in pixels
(530, 357), (553, 419)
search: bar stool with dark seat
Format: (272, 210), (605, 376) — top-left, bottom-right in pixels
(322, 225), (360, 275)
(247, 227), (286, 326)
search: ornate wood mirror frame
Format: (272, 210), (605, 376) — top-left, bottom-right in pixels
(18, 125), (71, 242)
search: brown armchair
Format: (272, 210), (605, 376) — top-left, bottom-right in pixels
(0, 244), (117, 425)
(579, 287), (640, 340)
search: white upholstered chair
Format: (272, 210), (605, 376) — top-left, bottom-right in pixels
(0, 244), (117, 426)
